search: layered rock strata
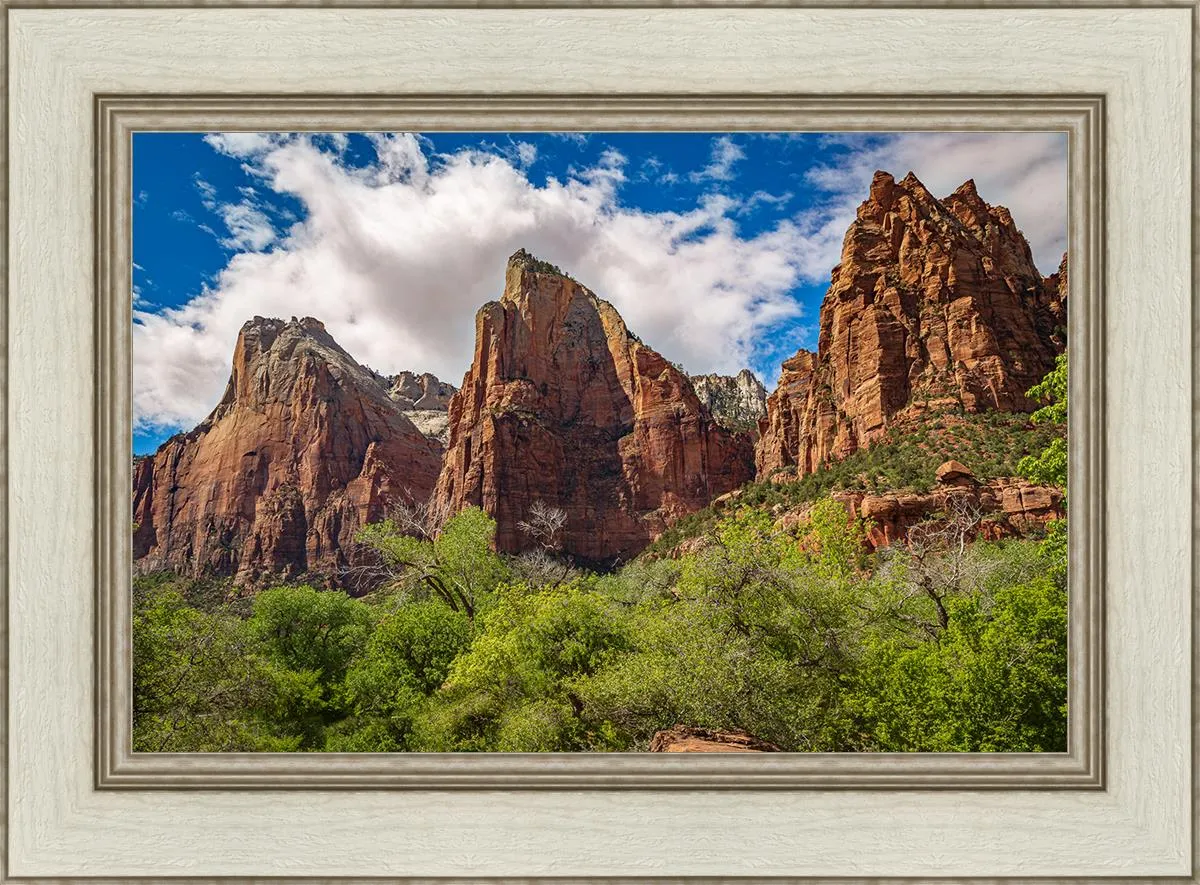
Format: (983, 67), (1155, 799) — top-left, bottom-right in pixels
(757, 171), (1067, 476)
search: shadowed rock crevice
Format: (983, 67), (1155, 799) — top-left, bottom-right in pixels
(132, 316), (443, 586)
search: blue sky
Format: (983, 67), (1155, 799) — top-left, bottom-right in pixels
(133, 130), (1067, 455)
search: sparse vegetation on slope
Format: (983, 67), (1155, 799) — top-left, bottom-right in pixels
(643, 407), (1064, 559)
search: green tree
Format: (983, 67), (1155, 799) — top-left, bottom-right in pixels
(1018, 353), (1068, 573)
(847, 572), (1067, 752)
(246, 585), (373, 745)
(328, 601), (472, 751)
(356, 506), (509, 620)
(132, 583), (305, 752)
(579, 502), (871, 751)
(1018, 353), (1067, 488)
(413, 582), (631, 751)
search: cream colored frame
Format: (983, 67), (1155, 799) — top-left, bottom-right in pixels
(6, 2), (1194, 881)
(97, 95), (1104, 790)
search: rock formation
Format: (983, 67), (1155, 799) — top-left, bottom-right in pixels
(387, 371), (457, 444)
(649, 726), (780, 753)
(133, 317), (443, 586)
(772, 461), (1064, 550)
(434, 249), (756, 563)
(389, 371), (456, 410)
(691, 369), (768, 432)
(757, 171), (1067, 477)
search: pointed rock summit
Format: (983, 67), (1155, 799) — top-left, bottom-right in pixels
(757, 171), (1067, 476)
(133, 316), (443, 585)
(435, 250), (756, 563)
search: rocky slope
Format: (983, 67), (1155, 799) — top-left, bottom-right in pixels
(771, 460), (1064, 550)
(434, 249), (756, 563)
(133, 317), (443, 586)
(691, 369), (768, 432)
(757, 171), (1067, 477)
(387, 371), (457, 444)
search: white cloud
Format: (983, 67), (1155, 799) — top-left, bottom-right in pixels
(218, 203), (277, 251)
(800, 131), (1068, 274)
(690, 135), (745, 183)
(203, 132), (279, 159)
(192, 174), (279, 252)
(515, 142), (537, 167)
(134, 135), (813, 433)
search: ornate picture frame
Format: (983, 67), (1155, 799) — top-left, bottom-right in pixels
(4, 1), (1193, 880)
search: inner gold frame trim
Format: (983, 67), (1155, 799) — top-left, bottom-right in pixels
(96, 94), (1104, 790)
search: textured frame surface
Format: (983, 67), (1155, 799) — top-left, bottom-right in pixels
(5, 2), (1194, 881)
(95, 94), (1104, 791)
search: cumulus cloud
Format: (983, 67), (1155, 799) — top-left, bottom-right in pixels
(134, 134), (813, 433)
(800, 131), (1068, 274)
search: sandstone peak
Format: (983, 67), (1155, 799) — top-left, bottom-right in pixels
(952, 178), (979, 198)
(436, 256), (755, 563)
(691, 369), (768, 433)
(506, 248), (572, 279)
(388, 371), (458, 444)
(757, 172), (1066, 477)
(217, 313), (382, 420)
(134, 318), (443, 586)
(868, 170), (897, 205)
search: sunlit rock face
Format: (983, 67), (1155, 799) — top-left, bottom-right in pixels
(133, 316), (443, 586)
(757, 171), (1067, 477)
(434, 250), (756, 563)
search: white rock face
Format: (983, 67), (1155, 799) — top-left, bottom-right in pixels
(403, 409), (452, 445)
(690, 369), (768, 432)
(383, 371), (458, 444)
(388, 371), (457, 411)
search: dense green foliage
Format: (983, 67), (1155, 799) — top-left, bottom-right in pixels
(134, 362), (1069, 753)
(1018, 353), (1068, 489)
(134, 491), (1068, 752)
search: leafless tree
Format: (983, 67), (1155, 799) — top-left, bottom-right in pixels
(513, 501), (574, 588)
(873, 493), (986, 639)
(389, 495), (454, 542)
(517, 500), (567, 552)
(339, 493), (456, 603)
(510, 548), (580, 588)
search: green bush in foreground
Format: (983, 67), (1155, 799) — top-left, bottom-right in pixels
(134, 497), (1066, 753)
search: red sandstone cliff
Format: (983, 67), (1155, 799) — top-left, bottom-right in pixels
(757, 171), (1067, 476)
(434, 250), (756, 563)
(133, 317), (443, 586)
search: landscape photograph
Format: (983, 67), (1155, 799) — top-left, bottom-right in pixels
(131, 130), (1069, 754)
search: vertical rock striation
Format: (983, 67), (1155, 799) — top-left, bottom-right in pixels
(133, 317), (443, 586)
(691, 369), (768, 433)
(757, 171), (1067, 476)
(434, 250), (756, 563)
